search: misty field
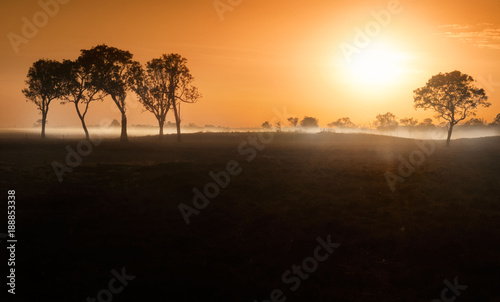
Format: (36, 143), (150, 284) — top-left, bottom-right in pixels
(1, 132), (500, 301)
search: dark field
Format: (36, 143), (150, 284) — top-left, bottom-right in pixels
(1, 132), (500, 301)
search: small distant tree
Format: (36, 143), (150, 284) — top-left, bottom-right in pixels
(414, 70), (490, 146)
(275, 121), (281, 132)
(491, 113), (500, 125)
(328, 117), (355, 128)
(399, 117), (418, 127)
(374, 112), (398, 130)
(420, 118), (434, 127)
(300, 116), (319, 128)
(288, 117), (298, 128)
(110, 119), (121, 127)
(22, 59), (66, 139)
(437, 121), (448, 128)
(262, 121), (272, 129)
(165, 121), (176, 128)
(464, 118), (486, 126)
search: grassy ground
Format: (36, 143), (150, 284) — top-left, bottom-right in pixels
(1, 132), (499, 301)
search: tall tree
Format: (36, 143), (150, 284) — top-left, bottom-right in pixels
(60, 53), (106, 141)
(84, 44), (138, 142)
(162, 54), (201, 142)
(128, 60), (171, 138)
(22, 59), (66, 139)
(414, 70), (490, 146)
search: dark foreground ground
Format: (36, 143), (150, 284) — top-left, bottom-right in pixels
(1, 132), (500, 301)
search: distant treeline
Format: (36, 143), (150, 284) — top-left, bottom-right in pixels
(261, 114), (500, 132)
(263, 71), (495, 146)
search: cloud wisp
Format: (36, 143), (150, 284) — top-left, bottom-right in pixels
(438, 23), (500, 50)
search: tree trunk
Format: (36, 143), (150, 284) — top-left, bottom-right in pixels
(120, 111), (128, 143)
(158, 119), (164, 139)
(80, 117), (90, 141)
(172, 101), (182, 143)
(175, 118), (181, 143)
(75, 102), (90, 141)
(446, 124), (454, 147)
(41, 112), (47, 140)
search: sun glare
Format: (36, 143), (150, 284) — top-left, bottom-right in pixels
(346, 44), (409, 87)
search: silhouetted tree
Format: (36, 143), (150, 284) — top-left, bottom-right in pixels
(261, 121), (272, 129)
(490, 113), (500, 125)
(419, 118), (434, 127)
(300, 116), (319, 128)
(60, 54), (107, 141)
(165, 121), (176, 128)
(110, 119), (121, 127)
(161, 54), (201, 142)
(374, 112), (398, 130)
(85, 44), (138, 142)
(399, 117), (418, 127)
(288, 117), (298, 128)
(275, 121), (281, 132)
(328, 117), (355, 128)
(128, 60), (171, 138)
(438, 121), (448, 128)
(464, 117), (486, 126)
(414, 70), (490, 146)
(22, 59), (66, 139)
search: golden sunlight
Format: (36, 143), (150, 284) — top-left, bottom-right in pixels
(346, 43), (409, 86)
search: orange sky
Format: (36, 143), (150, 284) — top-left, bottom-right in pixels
(1, 0), (499, 128)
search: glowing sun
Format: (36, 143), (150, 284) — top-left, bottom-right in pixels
(347, 45), (408, 86)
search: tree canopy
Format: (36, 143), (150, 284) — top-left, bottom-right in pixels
(328, 117), (356, 128)
(160, 53), (200, 142)
(84, 44), (138, 142)
(300, 116), (319, 128)
(60, 55), (107, 141)
(128, 58), (171, 138)
(374, 112), (398, 130)
(22, 59), (67, 139)
(414, 70), (490, 145)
